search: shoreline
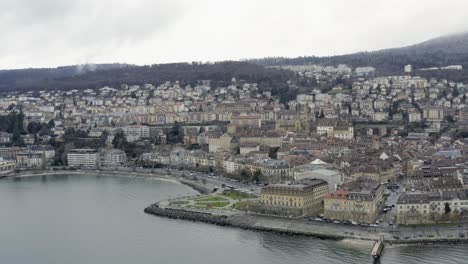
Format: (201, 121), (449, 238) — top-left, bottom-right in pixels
(6, 169), (468, 245)
(144, 203), (468, 245)
(3, 169), (209, 193)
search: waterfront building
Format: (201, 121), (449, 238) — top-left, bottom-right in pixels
(0, 158), (16, 175)
(100, 148), (127, 166)
(397, 190), (468, 224)
(67, 149), (99, 168)
(16, 151), (44, 168)
(260, 179), (329, 216)
(324, 180), (384, 223)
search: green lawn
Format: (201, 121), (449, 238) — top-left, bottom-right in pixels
(169, 200), (189, 206)
(194, 201), (230, 208)
(221, 191), (255, 200)
(194, 196), (229, 202)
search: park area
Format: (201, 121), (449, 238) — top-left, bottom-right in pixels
(167, 190), (256, 210)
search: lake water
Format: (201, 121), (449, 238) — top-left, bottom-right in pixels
(0, 174), (467, 264)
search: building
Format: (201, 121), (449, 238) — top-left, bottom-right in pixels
(100, 148), (127, 167)
(316, 119), (354, 140)
(120, 125), (150, 142)
(324, 180), (384, 223)
(0, 158), (16, 175)
(230, 114), (261, 129)
(16, 151), (44, 168)
(355, 67), (375, 77)
(208, 133), (235, 153)
(408, 109), (422, 123)
(294, 160), (342, 192)
(259, 180), (328, 216)
(253, 159), (295, 183)
(397, 190), (468, 225)
(404, 64), (412, 73)
(423, 107), (445, 122)
(0, 132), (12, 143)
(67, 149), (99, 168)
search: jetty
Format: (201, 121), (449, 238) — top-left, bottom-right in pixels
(371, 236), (384, 259)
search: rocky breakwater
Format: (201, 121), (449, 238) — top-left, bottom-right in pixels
(143, 204), (348, 240)
(144, 203), (231, 226)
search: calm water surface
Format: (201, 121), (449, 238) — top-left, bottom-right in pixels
(0, 174), (466, 264)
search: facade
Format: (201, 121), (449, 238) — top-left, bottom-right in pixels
(208, 133), (234, 153)
(316, 119), (354, 140)
(0, 132), (12, 143)
(404, 64), (412, 73)
(260, 180), (329, 216)
(16, 152), (44, 168)
(397, 190), (468, 225)
(100, 148), (127, 166)
(324, 180), (384, 223)
(230, 114), (262, 129)
(121, 126), (150, 141)
(253, 159), (294, 183)
(67, 149), (99, 168)
(0, 158), (16, 174)
(423, 107), (445, 122)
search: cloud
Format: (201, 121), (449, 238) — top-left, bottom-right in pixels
(0, 0), (467, 69)
(0, 0), (191, 68)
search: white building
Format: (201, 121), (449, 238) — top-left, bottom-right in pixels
(0, 158), (16, 175)
(100, 148), (127, 166)
(67, 149), (99, 168)
(404, 64), (412, 73)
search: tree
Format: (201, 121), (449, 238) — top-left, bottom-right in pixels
(452, 87), (460, 98)
(112, 129), (128, 149)
(444, 202), (451, 214)
(168, 122), (184, 144)
(11, 131), (24, 146)
(27, 121), (42, 134)
(99, 130), (109, 146)
(48, 119), (55, 128)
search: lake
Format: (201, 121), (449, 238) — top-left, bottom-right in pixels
(0, 174), (466, 264)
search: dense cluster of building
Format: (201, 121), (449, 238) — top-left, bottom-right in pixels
(2, 63), (468, 225)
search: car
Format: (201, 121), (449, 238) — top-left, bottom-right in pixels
(343, 220), (352, 225)
(314, 218), (323, 222)
(332, 220), (341, 224)
(370, 223), (379, 227)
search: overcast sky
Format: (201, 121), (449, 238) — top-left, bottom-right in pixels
(1, 0), (467, 69)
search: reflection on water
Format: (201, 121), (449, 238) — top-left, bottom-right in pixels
(0, 174), (467, 264)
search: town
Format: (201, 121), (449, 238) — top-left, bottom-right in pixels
(1, 62), (468, 229)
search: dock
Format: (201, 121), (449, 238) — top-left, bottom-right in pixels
(371, 236), (384, 259)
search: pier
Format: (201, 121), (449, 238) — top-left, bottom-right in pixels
(371, 236), (384, 259)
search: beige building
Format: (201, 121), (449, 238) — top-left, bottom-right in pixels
(324, 180), (384, 223)
(260, 180), (329, 216)
(397, 190), (468, 225)
(230, 114), (261, 129)
(316, 119), (354, 140)
(251, 159), (295, 183)
(208, 133), (236, 153)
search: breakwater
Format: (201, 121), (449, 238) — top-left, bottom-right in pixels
(144, 204), (468, 244)
(144, 204), (345, 240)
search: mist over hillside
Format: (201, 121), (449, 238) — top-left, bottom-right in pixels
(1, 32), (468, 93)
